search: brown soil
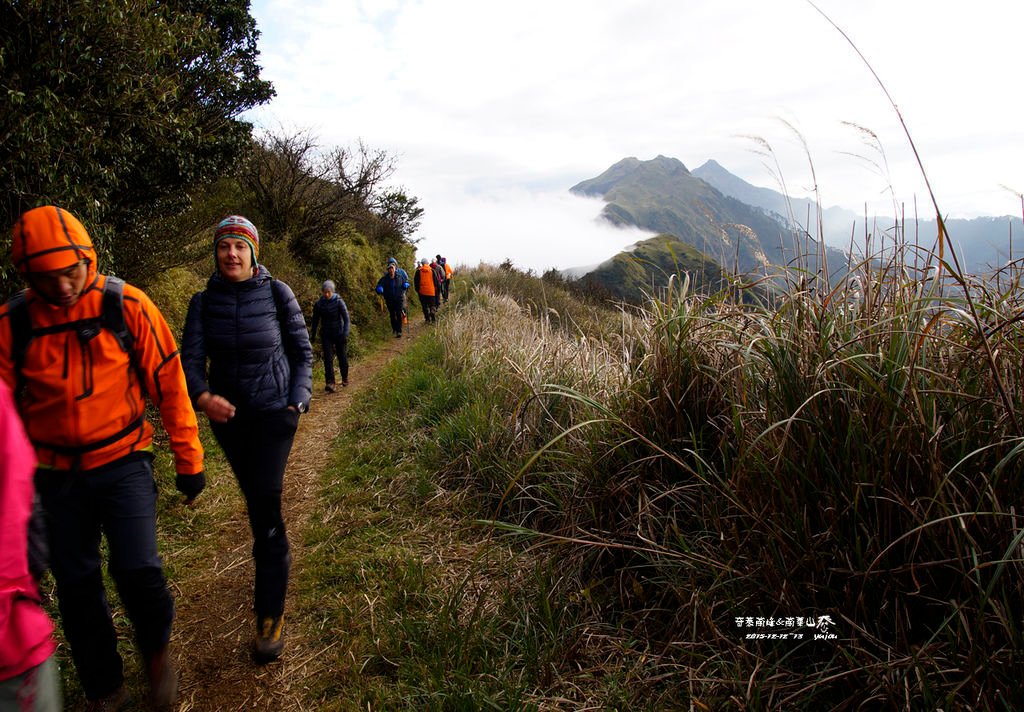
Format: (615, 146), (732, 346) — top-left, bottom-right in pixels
(171, 318), (423, 711)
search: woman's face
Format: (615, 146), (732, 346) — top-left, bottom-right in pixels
(216, 238), (253, 282)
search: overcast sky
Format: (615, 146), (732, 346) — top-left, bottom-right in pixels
(245, 0), (1024, 272)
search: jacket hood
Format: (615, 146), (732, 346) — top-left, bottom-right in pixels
(11, 206), (97, 283)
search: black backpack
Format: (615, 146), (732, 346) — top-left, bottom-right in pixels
(6, 276), (143, 455)
(7, 276), (133, 379)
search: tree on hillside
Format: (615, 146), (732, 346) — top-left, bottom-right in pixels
(243, 129), (422, 261)
(0, 0), (273, 289)
(243, 131), (351, 252)
(371, 188), (424, 251)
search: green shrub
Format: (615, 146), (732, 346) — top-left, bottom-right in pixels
(142, 267), (206, 335)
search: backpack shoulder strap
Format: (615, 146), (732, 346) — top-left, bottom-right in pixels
(6, 290), (31, 390)
(270, 278), (291, 326)
(100, 276), (133, 354)
(99, 276), (145, 401)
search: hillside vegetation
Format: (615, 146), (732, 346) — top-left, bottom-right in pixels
(579, 233), (741, 304)
(376, 246), (1024, 708)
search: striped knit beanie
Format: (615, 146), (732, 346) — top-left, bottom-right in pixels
(213, 215), (260, 267)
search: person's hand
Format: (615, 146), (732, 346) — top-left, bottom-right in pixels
(176, 472), (206, 505)
(197, 392), (236, 423)
(376, 285), (384, 294)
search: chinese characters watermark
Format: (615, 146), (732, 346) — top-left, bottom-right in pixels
(733, 614), (838, 641)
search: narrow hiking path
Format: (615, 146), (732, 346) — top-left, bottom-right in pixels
(169, 317), (424, 711)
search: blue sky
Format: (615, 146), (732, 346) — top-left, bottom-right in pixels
(245, 0), (1024, 271)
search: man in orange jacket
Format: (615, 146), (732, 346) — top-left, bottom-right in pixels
(0, 206), (204, 710)
(414, 257), (440, 323)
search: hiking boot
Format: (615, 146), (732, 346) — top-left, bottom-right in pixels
(146, 645), (179, 710)
(325, 384), (335, 393)
(342, 379), (349, 387)
(86, 685), (130, 711)
(253, 615), (284, 663)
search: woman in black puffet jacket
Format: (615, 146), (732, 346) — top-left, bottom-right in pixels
(180, 215), (312, 664)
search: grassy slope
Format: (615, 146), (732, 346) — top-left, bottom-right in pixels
(302, 262), (1024, 710)
(48, 253), (1024, 709)
(293, 276), (692, 710)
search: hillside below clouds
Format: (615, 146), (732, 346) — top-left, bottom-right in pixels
(571, 156), (781, 275)
(569, 156), (847, 300)
(570, 157), (1022, 302)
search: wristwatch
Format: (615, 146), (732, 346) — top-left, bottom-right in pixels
(293, 402), (309, 414)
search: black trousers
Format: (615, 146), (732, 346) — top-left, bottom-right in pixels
(322, 334), (348, 385)
(211, 408), (298, 619)
(35, 453), (172, 701)
(385, 297), (404, 334)
(418, 294), (436, 322)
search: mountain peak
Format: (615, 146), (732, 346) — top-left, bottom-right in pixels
(694, 159), (727, 175)
(651, 155), (689, 173)
(570, 155), (692, 197)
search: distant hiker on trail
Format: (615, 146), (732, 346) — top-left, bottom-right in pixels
(311, 280), (350, 391)
(430, 258), (446, 311)
(390, 257), (411, 324)
(439, 255), (453, 303)
(181, 215), (313, 664)
(414, 258), (441, 323)
(376, 259), (410, 337)
(0, 206), (205, 710)
(0, 380), (61, 712)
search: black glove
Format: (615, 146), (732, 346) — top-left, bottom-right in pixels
(176, 471), (206, 503)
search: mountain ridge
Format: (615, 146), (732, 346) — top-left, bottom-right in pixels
(691, 159), (1024, 273)
(569, 155), (846, 281)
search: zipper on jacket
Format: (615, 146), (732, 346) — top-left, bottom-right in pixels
(76, 333), (94, 400)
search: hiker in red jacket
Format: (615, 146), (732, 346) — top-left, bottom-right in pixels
(0, 206), (204, 710)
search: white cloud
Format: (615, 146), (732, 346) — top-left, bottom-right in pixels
(413, 188), (655, 274)
(246, 0), (1024, 269)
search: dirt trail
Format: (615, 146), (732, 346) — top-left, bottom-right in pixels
(170, 318), (423, 711)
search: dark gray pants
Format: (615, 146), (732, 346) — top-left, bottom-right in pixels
(35, 453), (171, 701)
(322, 334), (348, 385)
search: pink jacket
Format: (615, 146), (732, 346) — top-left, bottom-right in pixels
(0, 380), (55, 680)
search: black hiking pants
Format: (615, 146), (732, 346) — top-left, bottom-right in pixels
(35, 453), (172, 701)
(322, 333), (349, 385)
(418, 293), (436, 323)
(385, 297), (404, 334)
(211, 408), (298, 619)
